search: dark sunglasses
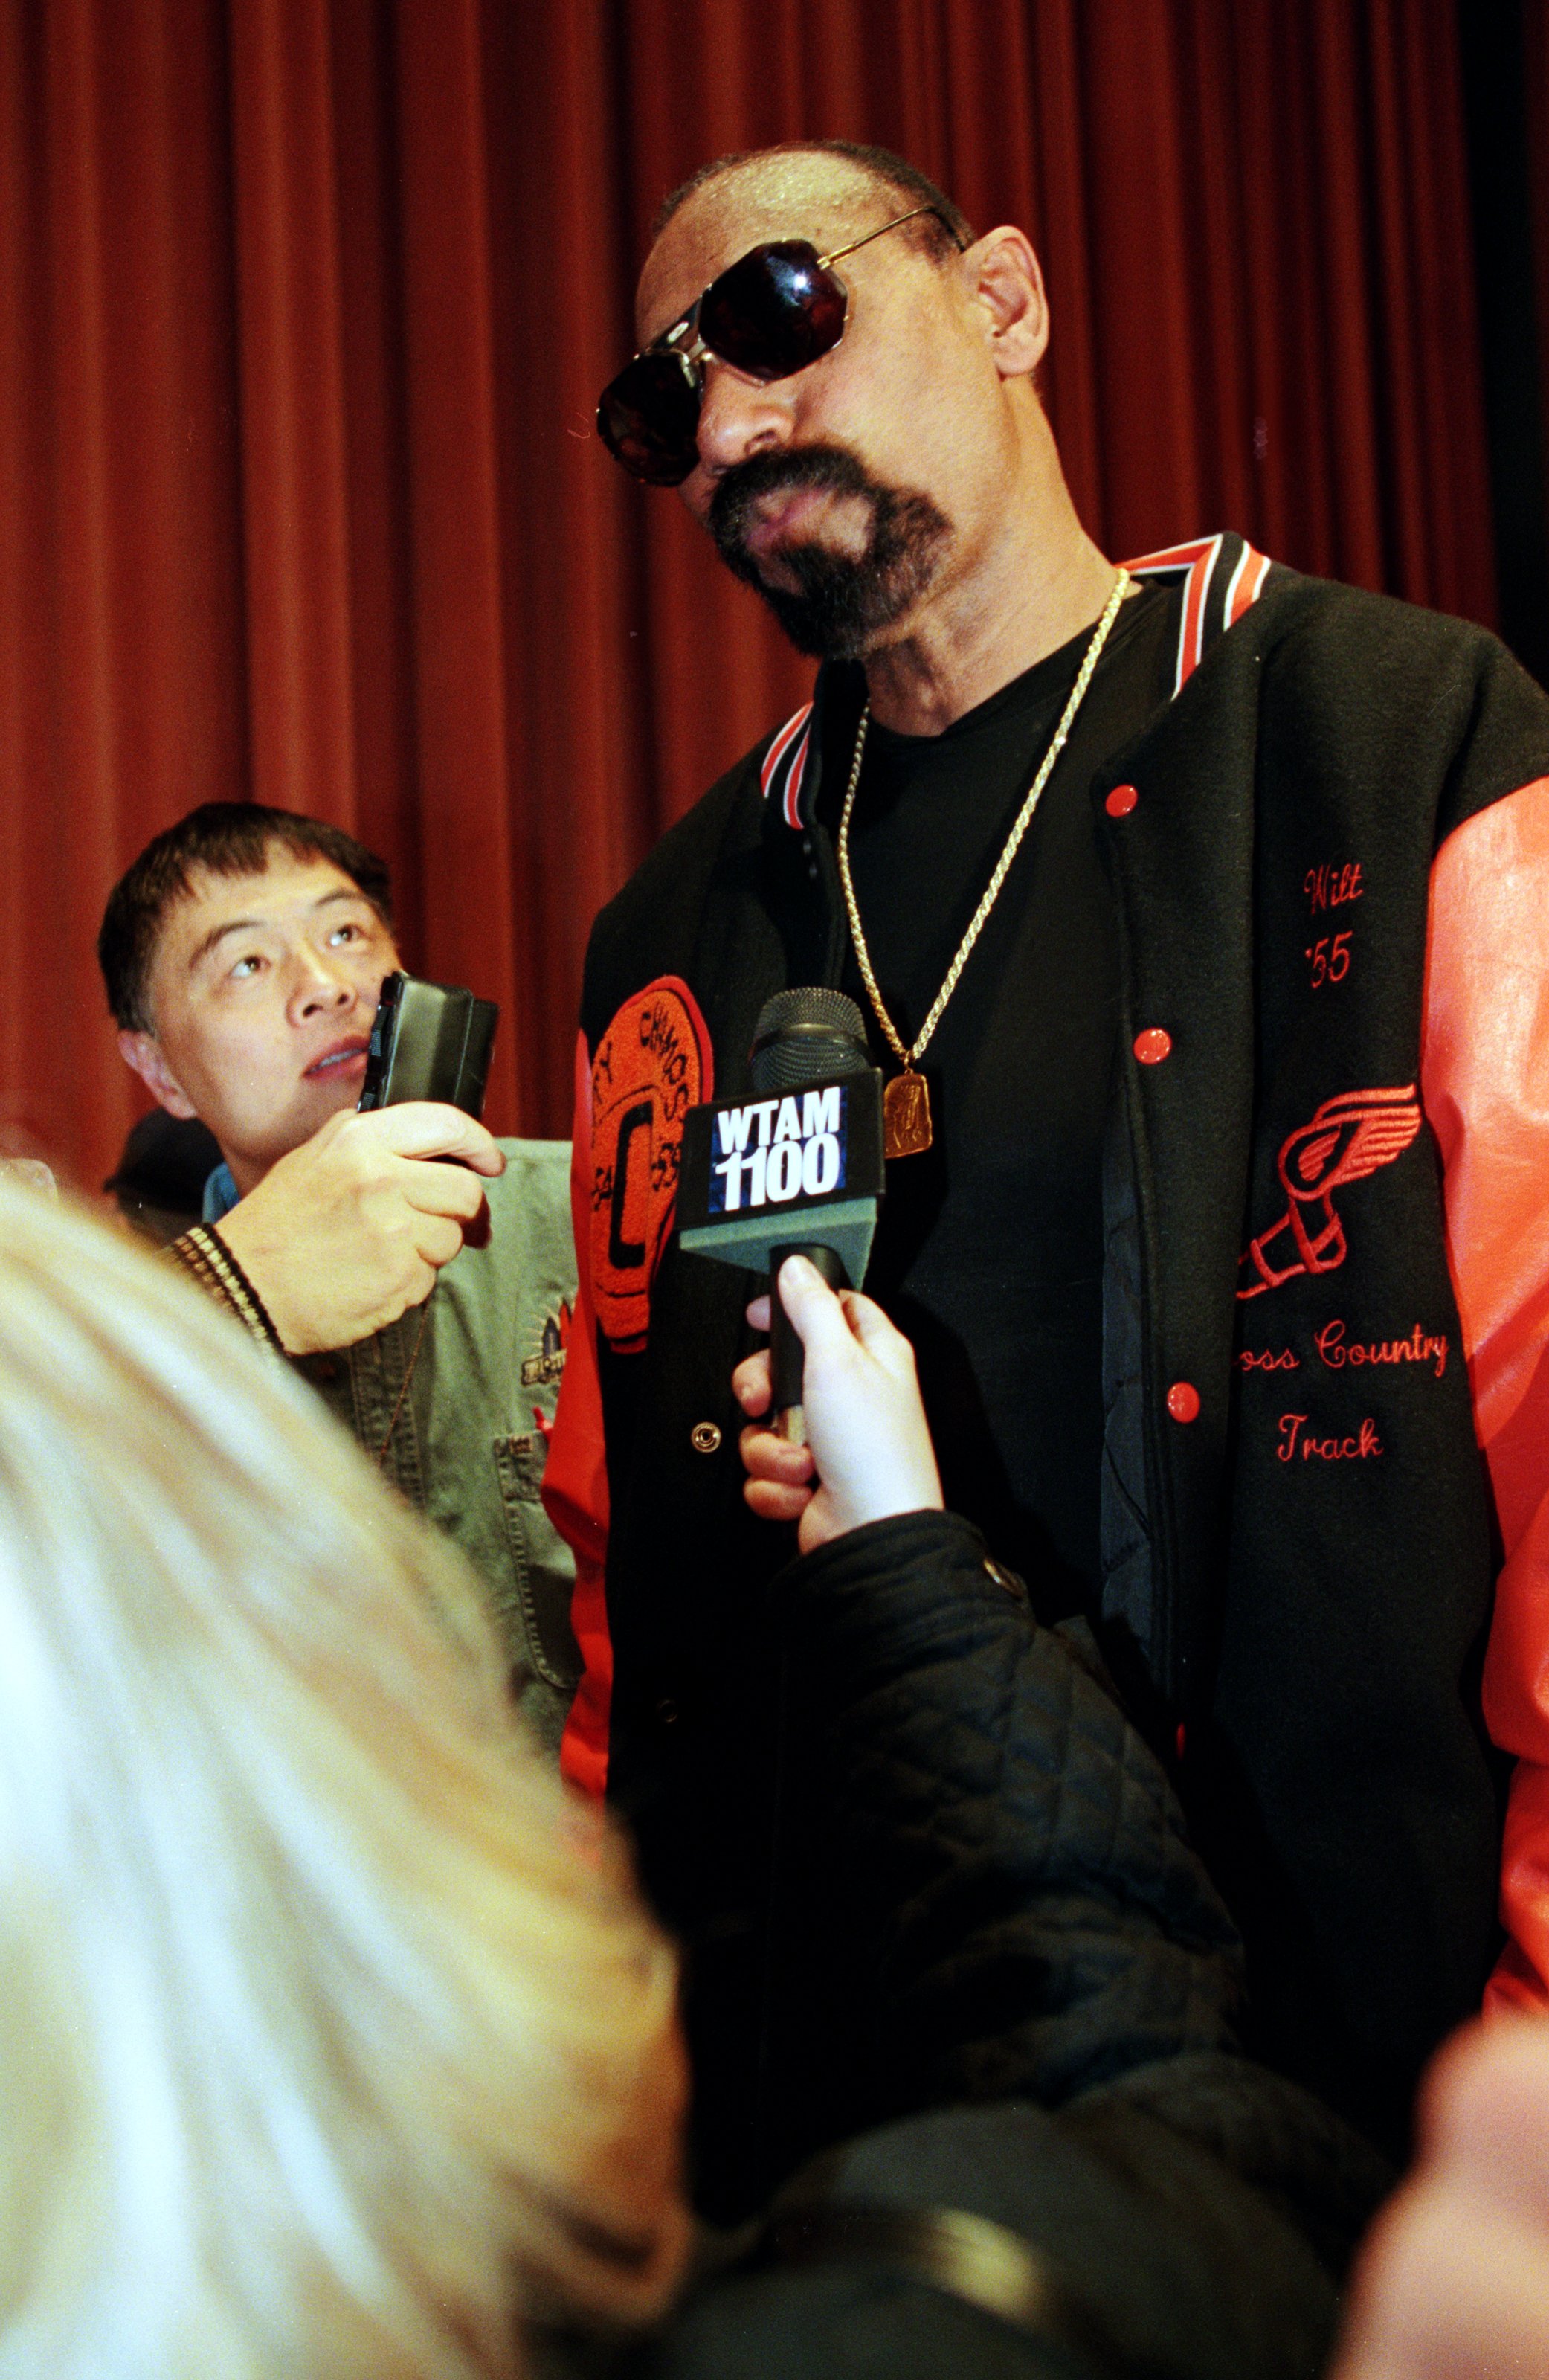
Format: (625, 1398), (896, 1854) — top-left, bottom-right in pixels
(597, 204), (963, 486)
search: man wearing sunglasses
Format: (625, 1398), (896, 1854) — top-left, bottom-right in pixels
(548, 139), (1549, 2222)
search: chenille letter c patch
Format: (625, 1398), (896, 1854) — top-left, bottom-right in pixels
(590, 977), (712, 1351)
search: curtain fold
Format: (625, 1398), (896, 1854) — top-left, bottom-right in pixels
(230, 0), (356, 820)
(0, 0), (1509, 1197)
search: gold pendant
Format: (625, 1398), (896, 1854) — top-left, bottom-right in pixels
(883, 1068), (933, 1159)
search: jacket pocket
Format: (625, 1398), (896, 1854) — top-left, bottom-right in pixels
(491, 1435), (582, 1691)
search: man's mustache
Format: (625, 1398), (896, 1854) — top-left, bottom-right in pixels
(709, 446), (880, 566)
(706, 440), (951, 660)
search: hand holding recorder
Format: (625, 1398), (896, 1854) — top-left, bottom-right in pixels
(219, 968), (504, 1353)
(218, 1100), (503, 1354)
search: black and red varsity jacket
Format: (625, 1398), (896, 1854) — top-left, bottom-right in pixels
(546, 536), (1549, 2189)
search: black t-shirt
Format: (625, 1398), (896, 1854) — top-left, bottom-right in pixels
(817, 581), (1180, 1613)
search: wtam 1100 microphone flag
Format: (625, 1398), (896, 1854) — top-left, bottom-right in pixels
(675, 988), (885, 1440)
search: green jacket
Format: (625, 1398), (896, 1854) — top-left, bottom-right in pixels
(294, 1139), (579, 1753)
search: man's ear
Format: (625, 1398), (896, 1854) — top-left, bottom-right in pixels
(963, 227), (1049, 382)
(117, 1030), (199, 1121)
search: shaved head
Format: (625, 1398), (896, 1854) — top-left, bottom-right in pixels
(654, 139), (970, 256)
(637, 146), (966, 348)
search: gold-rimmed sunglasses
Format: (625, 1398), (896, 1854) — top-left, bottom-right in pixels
(597, 204), (964, 486)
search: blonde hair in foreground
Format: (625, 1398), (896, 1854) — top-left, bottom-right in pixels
(0, 1181), (688, 2380)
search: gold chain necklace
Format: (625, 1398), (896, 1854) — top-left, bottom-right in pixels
(837, 568), (1131, 1158)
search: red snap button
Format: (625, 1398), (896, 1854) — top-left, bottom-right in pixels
(1105, 782), (1139, 817)
(1166, 1380), (1201, 1424)
(1133, 1028), (1172, 1064)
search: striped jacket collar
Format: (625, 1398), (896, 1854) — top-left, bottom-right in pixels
(759, 531), (1275, 833)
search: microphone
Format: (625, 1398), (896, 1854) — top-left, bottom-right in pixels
(676, 989), (884, 1444)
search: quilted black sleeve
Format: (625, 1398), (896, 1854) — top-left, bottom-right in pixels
(757, 1511), (1245, 2172)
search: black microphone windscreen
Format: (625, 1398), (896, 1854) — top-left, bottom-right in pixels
(677, 985), (884, 1286)
(750, 987), (871, 1093)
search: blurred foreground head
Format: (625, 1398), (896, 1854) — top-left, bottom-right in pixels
(0, 1183), (688, 2379)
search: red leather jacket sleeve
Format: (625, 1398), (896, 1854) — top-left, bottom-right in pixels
(543, 1029), (612, 1798)
(1420, 777), (1549, 2011)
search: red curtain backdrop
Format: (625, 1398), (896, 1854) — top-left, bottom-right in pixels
(1529, 1), (1549, 482)
(0, 0), (1498, 1198)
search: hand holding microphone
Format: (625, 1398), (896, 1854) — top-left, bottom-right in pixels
(674, 982), (931, 1545)
(732, 1255), (943, 1554)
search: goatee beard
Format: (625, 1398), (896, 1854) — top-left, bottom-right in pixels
(709, 446), (950, 660)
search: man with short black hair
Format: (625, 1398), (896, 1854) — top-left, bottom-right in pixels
(101, 803), (394, 1030)
(555, 138), (1549, 2207)
(100, 803), (579, 1748)
(102, 802), (500, 1337)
